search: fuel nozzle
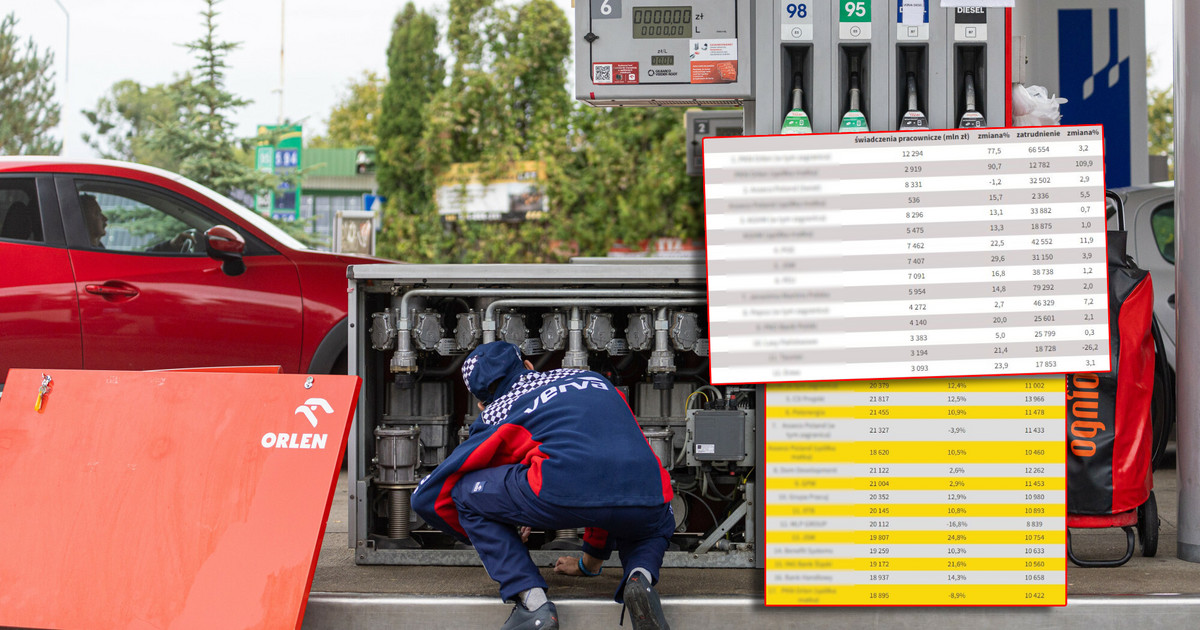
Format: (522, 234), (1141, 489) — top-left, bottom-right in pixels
(839, 56), (868, 132)
(958, 50), (985, 128)
(780, 72), (812, 135)
(900, 51), (929, 130)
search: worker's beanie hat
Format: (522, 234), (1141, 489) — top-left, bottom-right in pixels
(462, 341), (526, 405)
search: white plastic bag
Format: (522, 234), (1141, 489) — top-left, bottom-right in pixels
(1012, 84), (1068, 126)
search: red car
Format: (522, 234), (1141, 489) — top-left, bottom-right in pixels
(0, 157), (391, 386)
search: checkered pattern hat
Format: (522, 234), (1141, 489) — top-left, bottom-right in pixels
(477, 368), (586, 426)
(461, 341), (527, 405)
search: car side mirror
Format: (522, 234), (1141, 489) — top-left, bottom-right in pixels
(204, 225), (246, 276)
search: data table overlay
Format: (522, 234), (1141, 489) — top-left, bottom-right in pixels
(703, 125), (1110, 385)
(764, 376), (1067, 607)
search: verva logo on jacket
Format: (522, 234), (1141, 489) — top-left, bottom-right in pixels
(522, 376), (609, 414)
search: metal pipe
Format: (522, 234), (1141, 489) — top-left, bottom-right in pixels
(393, 289), (701, 370)
(401, 288), (701, 318)
(649, 308), (676, 389)
(564, 307), (586, 368)
(482, 298), (705, 328)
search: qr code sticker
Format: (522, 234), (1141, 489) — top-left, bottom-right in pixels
(593, 64), (613, 84)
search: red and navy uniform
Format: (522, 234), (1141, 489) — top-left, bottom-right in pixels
(411, 368), (675, 603)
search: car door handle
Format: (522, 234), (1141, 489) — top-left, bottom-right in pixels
(86, 283), (139, 299)
(1169, 294), (1176, 309)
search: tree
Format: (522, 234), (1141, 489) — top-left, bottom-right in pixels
(559, 107), (702, 255)
(1147, 54), (1174, 179)
(0, 13), (61, 155)
(375, 3), (444, 259)
(308, 70), (385, 149)
(149, 0), (271, 197)
(81, 78), (185, 169)
(378, 0), (702, 264)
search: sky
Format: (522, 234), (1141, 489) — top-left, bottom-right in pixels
(2, 0), (1176, 158)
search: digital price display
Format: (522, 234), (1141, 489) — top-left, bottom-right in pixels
(577, 0), (750, 106)
(631, 6), (693, 38)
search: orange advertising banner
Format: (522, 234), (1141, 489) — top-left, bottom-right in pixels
(0, 368), (360, 630)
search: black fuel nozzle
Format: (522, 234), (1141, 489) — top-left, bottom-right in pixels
(791, 71), (805, 110)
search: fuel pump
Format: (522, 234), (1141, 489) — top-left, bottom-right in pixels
(751, 1), (1008, 136)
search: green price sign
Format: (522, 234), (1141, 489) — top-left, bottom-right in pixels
(841, 0), (871, 21)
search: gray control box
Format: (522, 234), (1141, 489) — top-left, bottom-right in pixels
(576, 0), (754, 107)
(685, 110), (743, 176)
(687, 409), (749, 464)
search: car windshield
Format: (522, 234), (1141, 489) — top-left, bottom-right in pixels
(168, 175), (310, 251)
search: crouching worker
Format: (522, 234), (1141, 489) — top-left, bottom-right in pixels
(411, 341), (675, 630)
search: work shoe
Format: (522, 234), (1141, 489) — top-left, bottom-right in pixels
(500, 600), (559, 630)
(623, 573), (670, 630)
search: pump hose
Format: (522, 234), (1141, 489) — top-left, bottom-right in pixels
(389, 488), (413, 539)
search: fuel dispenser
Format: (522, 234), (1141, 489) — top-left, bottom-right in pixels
(752, 1), (1009, 135)
(346, 0), (1014, 571)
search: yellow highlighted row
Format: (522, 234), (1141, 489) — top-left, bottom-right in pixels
(765, 476), (1064, 491)
(765, 405), (1064, 420)
(765, 441), (1065, 464)
(764, 529), (1065, 545)
(765, 584), (1066, 606)
(765, 557), (1066, 572)
(765, 503), (1065, 518)
(765, 377), (1065, 394)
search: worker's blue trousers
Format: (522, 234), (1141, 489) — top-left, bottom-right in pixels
(451, 463), (675, 603)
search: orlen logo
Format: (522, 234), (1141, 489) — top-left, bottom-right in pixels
(261, 398), (333, 450)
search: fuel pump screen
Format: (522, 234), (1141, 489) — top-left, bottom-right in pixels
(632, 6), (692, 38)
(575, 0), (750, 106)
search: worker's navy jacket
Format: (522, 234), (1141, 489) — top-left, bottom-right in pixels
(411, 369), (673, 543)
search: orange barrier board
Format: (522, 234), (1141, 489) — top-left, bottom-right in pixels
(0, 368), (360, 630)
(155, 365), (284, 374)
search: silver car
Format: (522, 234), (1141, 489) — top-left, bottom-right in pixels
(1108, 182), (1175, 465)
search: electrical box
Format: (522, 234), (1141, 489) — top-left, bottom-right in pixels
(575, 0), (754, 107)
(685, 110), (743, 176)
(686, 408), (753, 465)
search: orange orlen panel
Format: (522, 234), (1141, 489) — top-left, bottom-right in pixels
(154, 365), (284, 374)
(0, 368), (360, 630)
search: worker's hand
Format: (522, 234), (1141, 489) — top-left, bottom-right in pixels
(518, 526), (531, 543)
(554, 553), (603, 576)
(553, 555), (584, 576)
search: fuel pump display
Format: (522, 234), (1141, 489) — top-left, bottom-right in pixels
(575, 0), (753, 107)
